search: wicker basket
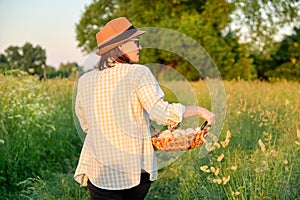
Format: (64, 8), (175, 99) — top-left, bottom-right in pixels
(151, 127), (209, 152)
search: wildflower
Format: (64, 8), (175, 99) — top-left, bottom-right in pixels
(222, 175), (230, 184)
(283, 160), (288, 165)
(297, 130), (300, 138)
(295, 141), (300, 145)
(231, 165), (237, 171)
(221, 139), (230, 148)
(232, 191), (240, 196)
(262, 160), (269, 167)
(214, 142), (221, 149)
(226, 130), (231, 140)
(285, 167), (289, 171)
(212, 178), (222, 184)
(270, 149), (278, 157)
(217, 154), (224, 162)
(210, 166), (216, 173)
(0, 139), (4, 144)
(263, 131), (269, 136)
(255, 168), (262, 173)
(214, 168), (220, 176)
(28, 68), (35, 73)
(285, 99), (290, 106)
(200, 166), (210, 173)
(258, 139), (266, 152)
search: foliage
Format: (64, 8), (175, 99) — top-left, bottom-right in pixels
(233, 0), (300, 53)
(75, 0), (299, 81)
(0, 75), (299, 199)
(57, 62), (83, 78)
(252, 26), (300, 80)
(1, 42), (47, 77)
(0, 44), (83, 79)
(75, 0), (118, 53)
(267, 27), (300, 81)
(75, 0), (255, 80)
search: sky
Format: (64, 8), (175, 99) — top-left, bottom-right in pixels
(0, 0), (93, 68)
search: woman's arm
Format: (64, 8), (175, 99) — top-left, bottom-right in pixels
(183, 106), (215, 125)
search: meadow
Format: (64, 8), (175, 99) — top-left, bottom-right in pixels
(0, 71), (299, 199)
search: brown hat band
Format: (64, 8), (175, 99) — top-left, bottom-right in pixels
(98, 26), (137, 51)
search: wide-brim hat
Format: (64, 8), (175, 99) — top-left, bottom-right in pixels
(95, 17), (145, 56)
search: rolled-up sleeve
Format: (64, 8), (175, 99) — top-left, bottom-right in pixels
(135, 67), (185, 126)
(150, 99), (185, 126)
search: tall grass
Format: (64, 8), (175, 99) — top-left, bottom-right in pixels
(0, 73), (299, 199)
(0, 73), (88, 199)
(147, 80), (300, 200)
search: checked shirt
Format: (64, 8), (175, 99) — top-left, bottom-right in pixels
(74, 64), (185, 190)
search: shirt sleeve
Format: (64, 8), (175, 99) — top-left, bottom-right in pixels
(135, 66), (185, 126)
(149, 99), (185, 126)
(75, 80), (89, 133)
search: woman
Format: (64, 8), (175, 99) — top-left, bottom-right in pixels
(74, 17), (215, 200)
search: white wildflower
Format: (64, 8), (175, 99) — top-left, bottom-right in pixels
(222, 175), (230, 184)
(212, 178), (222, 184)
(214, 168), (220, 176)
(217, 154), (224, 162)
(258, 139), (266, 152)
(200, 166), (210, 173)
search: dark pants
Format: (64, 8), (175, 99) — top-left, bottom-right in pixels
(87, 172), (152, 200)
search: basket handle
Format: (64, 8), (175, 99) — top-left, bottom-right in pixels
(200, 121), (208, 131)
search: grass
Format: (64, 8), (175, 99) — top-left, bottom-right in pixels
(0, 72), (299, 199)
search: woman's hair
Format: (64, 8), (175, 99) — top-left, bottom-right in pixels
(95, 47), (130, 70)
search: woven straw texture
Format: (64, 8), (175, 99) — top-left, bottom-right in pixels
(151, 128), (209, 152)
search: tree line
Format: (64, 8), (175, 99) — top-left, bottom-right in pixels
(1, 0), (299, 81)
(0, 42), (81, 79)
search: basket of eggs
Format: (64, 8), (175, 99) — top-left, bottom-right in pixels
(151, 121), (210, 152)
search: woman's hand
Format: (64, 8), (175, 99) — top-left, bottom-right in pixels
(183, 106), (215, 126)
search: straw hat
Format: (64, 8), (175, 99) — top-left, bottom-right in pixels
(95, 17), (145, 55)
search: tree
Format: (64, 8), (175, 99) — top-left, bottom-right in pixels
(43, 65), (57, 79)
(76, 0), (256, 80)
(0, 54), (10, 72)
(4, 42), (46, 77)
(57, 62), (80, 78)
(75, 0), (118, 53)
(4, 46), (22, 69)
(232, 0), (300, 54)
(266, 26), (300, 80)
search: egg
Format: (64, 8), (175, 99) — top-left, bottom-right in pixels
(159, 130), (173, 138)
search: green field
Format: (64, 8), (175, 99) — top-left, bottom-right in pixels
(0, 73), (299, 199)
